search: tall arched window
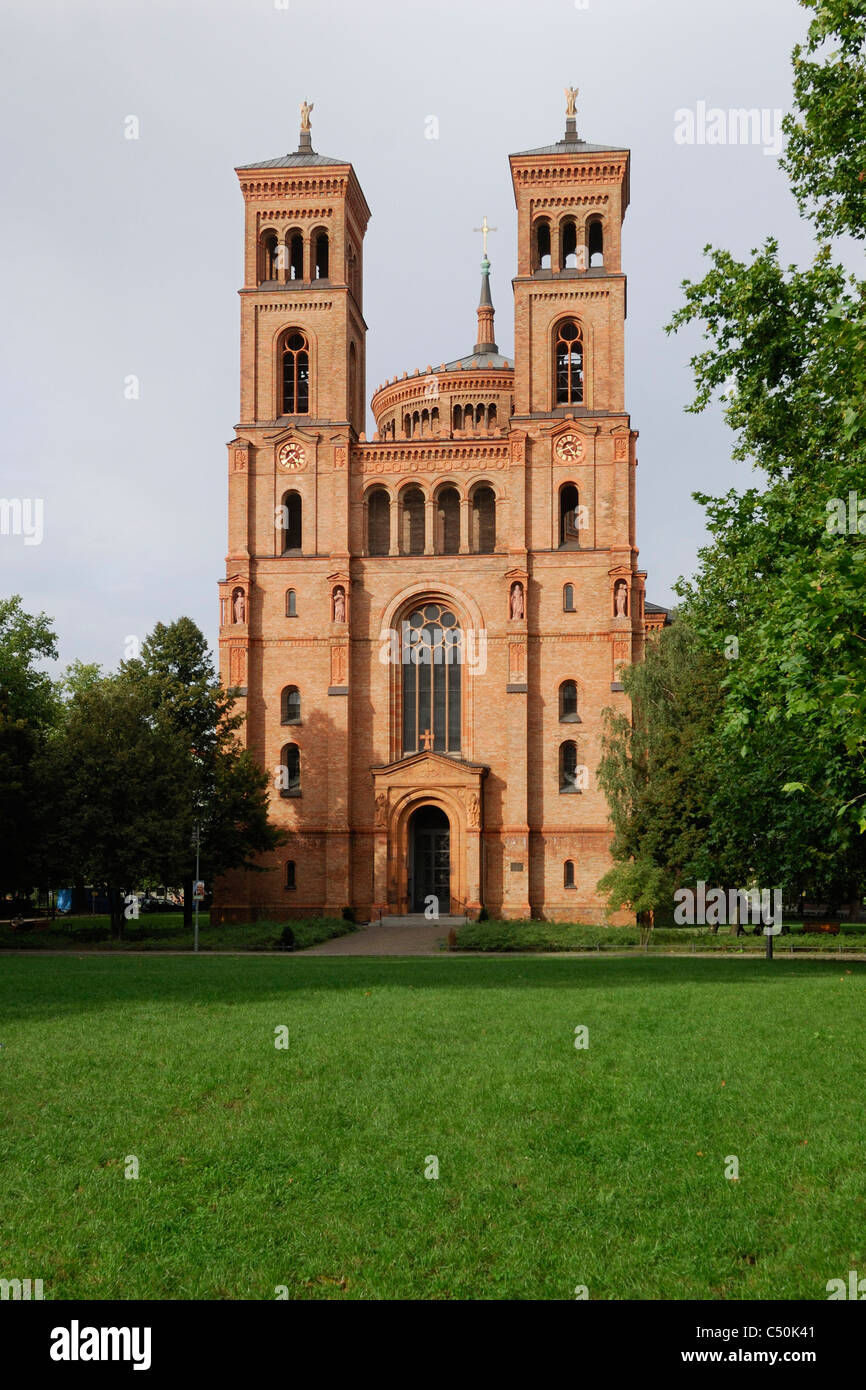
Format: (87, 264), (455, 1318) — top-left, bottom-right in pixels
(452, 404), (462, 433)
(401, 488), (425, 555)
(349, 342), (358, 428)
(559, 483), (581, 547)
(559, 740), (579, 794)
(555, 320), (584, 406)
(436, 487), (460, 554)
(281, 686), (301, 724)
(285, 861), (296, 890)
(313, 229), (329, 279)
(588, 218), (604, 268)
(559, 680), (579, 722)
(401, 603), (462, 754)
(285, 588), (297, 617)
(281, 492), (302, 553)
(282, 331), (310, 414)
(533, 218), (551, 271)
(280, 743), (301, 797)
(563, 583), (575, 612)
(564, 860), (575, 888)
(471, 486), (495, 553)
(261, 231), (279, 281)
(367, 488), (390, 556)
(288, 231), (304, 281)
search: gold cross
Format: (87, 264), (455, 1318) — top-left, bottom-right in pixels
(420, 728), (434, 751)
(473, 216), (497, 259)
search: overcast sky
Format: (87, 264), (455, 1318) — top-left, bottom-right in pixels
(0, 0), (814, 676)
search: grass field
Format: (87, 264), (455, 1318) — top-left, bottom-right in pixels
(1, 954), (864, 1300)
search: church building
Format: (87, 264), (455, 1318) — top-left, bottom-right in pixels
(213, 95), (665, 925)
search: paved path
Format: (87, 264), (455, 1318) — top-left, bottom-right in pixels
(303, 920), (453, 956)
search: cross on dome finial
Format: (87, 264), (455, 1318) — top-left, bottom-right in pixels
(473, 215), (497, 261)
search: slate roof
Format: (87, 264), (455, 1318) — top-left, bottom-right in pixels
(440, 352), (514, 372)
(236, 151), (348, 169)
(510, 139), (628, 157)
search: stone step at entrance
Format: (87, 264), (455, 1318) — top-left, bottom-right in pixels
(374, 914), (467, 928)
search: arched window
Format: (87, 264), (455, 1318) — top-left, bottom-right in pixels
(559, 740), (579, 794)
(261, 231), (278, 281)
(559, 483), (581, 547)
(285, 588), (297, 617)
(563, 583), (575, 612)
(452, 404), (462, 433)
(432, 407), (440, 435)
(564, 860), (575, 888)
(436, 487), (460, 555)
(560, 218), (578, 270)
(288, 231), (304, 281)
(471, 486), (495, 553)
(367, 488), (390, 556)
(588, 218), (604, 268)
(281, 686), (301, 724)
(285, 861), (296, 890)
(487, 403), (497, 430)
(533, 218), (551, 271)
(404, 413), (411, 439)
(463, 404), (474, 434)
(401, 603), (462, 754)
(349, 342), (358, 427)
(282, 331), (310, 414)
(401, 487), (425, 555)
(313, 229), (329, 279)
(559, 680), (579, 722)
(280, 743), (301, 797)
(555, 320), (584, 406)
(281, 492), (302, 553)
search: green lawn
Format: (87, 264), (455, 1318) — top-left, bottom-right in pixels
(1, 955), (863, 1300)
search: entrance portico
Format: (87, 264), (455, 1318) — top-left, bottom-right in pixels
(371, 750), (487, 919)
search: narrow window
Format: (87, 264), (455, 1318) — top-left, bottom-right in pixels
(285, 861), (296, 890)
(314, 230), (329, 279)
(561, 219), (578, 270)
(281, 686), (301, 724)
(559, 740), (579, 794)
(280, 744), (301, 797)
(588, 219), (604, 268)
(452, 404), (462, 433)
(559, 484), (581, 547)
(281, 492), (302, 553)
(559, 680), (579, 721)
(563, 583), (575, 612)
(534, 218), (551, 271)
(282, 332), (310, 414)
(487, 403), (497, 430)
(289, 231), (304, 281)
(285, 588), (297, 617)
(564, 860), (575, 888)
(262, 231), (279, 281)
(555, 321), (584, 406)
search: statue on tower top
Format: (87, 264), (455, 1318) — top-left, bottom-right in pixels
(564, 86), (579, 118)
(300, 98), (314, 132)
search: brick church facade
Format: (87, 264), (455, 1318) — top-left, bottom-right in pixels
(213, 99), (665, 925)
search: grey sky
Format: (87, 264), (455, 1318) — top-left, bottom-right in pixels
(0, 0), (813, 675)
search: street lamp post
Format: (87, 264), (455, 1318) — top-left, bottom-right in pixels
(193, 820), (201, 955)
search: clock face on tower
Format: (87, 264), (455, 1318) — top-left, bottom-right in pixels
(555, 431), (584, 463)
(277, 442), (306, 472)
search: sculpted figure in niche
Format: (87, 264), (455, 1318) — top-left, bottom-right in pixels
(233, 588), (246, 624)
(614, 581), (628, 617)
(333, 586), (346, 623)
(510, 582), (525, 621)
(468, 793), (481, 828)
(374, 792), (387, 829)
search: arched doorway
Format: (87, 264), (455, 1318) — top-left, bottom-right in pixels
(408, 805), (450, 913)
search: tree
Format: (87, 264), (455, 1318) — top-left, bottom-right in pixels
(0, 597), (59, 902)
(662, 0), (866, 912)
(124, 618), (283, 923)
(42, 674), (191, 935)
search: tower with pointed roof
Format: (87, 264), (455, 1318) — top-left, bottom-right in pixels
(214, 97), (661, 927)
